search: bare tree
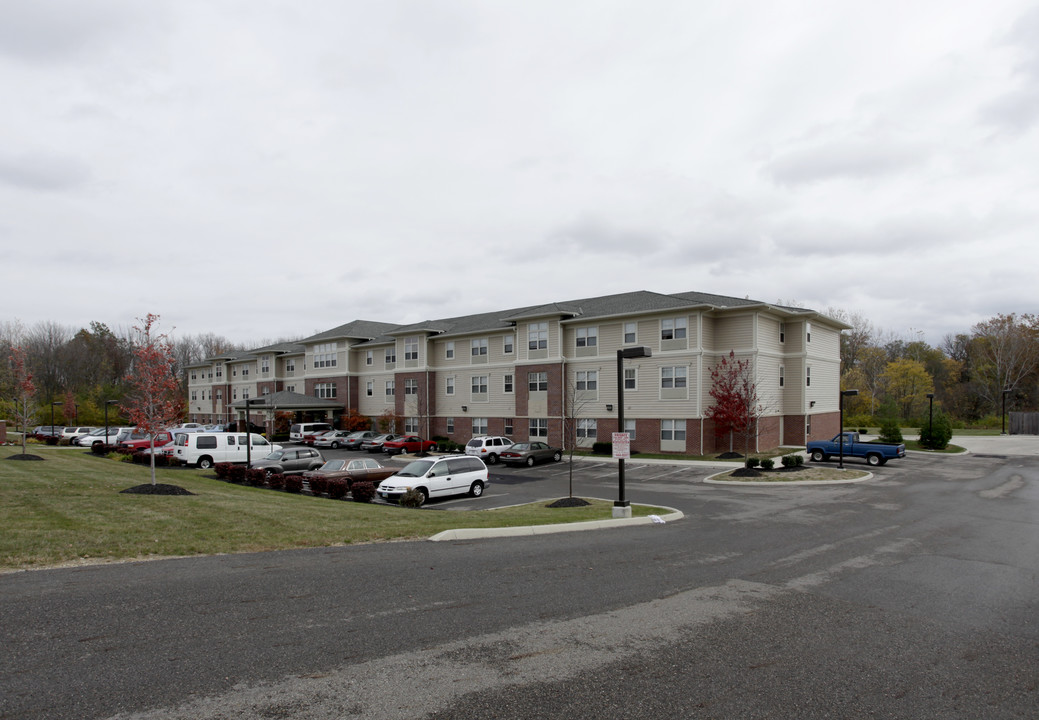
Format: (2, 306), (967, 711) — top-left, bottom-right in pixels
(8, 345), (37, 456)
(561, 371), (595, 500)
(970, 313), (1039, 408)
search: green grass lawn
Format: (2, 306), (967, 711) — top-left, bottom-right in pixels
(0, 447), (669, 572)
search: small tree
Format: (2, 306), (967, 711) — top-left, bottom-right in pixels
(9, 346), (37, 456)
(708, 351), (754, 454)
(123, 315), (182, 485)
(919, 411), (953, 450)
(340, 409), (372, 432)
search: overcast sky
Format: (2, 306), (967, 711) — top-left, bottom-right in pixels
(3, 1), (1037, 348)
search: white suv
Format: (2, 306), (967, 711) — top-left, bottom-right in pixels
(376, 455), (488, 504)
(464, 435), (513, 465)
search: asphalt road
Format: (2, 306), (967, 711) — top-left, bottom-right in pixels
(2, 448), (1037, 719)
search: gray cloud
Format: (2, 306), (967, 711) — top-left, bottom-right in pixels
(0, 153), (91, 192)
(765, 135), (931, 186)
(0, 1), (145, 64)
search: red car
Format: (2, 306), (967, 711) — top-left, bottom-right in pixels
(381, 435), (437, 456)
(119, 430), (183, 451)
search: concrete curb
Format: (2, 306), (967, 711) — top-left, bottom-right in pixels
(428, 505), (684, 542)
(703, 469), (874, 486)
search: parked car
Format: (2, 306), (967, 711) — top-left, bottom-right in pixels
(499, 441), (563, 467)
(464, 435), (514, 465)
(341, 431), (378, 450)
(290, 423), (332, 443)
(302, 457), (398, 486)
(34, 426), (64, 441)
(251, 447), (324, 476)
(77, 427), (135, 447)
(303, 430), (336, 446)
(376, 455), (488, 504)
(60, 426), (97, 443)
(361, 433), (399, 453)
(119, 430), (188, 451)
(382, 435), (437, 456)
(312, 430), (356, 449)
(173, 423), (205, 430)
(173, 432), (284, 469)
(806, 432), (906, 466)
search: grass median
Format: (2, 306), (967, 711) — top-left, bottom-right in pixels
(0, 447), (669, 572)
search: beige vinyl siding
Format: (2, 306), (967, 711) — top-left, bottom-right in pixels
(712, 314), (754, 353)
(756, 315), (785, 354)
(357, 372), (396, 415)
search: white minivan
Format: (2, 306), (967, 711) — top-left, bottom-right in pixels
(289, 423), (332, 443)
(174, 432), (284, 469)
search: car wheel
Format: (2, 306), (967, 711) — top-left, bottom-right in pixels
(469, 481), (484, 497)
(552, 451), (562, 462)
(198, 456), (214, 470)
(486, 453), (498, 465)
(866, 453), (882, 466)
(525, 456), (535, 467)
(264, 468), (274, 478)
(418, 487), (429, 505)
(810, 450), (825, 463)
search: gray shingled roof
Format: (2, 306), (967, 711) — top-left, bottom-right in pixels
(228, 390), (342, 411)
(302, 320), (402, 344)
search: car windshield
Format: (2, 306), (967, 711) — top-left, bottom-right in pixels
(395, 460), (434, 478)
(466, 439), (483, 448)
(347, 432), (365, 438)
(320, 460), (346, 471)
(510, 443), (531, 451)
(264, 451), (285, 460)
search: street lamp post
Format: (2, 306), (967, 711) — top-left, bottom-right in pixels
(50, 401), (63, 437)
(615, 346), (652, 517)
(1002, 389), (1011, 435)
(104, 400), (119, 445)
(839, 389), (859, 469)
(926, 393), (934, 438)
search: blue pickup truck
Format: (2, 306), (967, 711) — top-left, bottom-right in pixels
(806, 432), (906, 466)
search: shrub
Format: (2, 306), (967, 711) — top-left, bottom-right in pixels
(918, 411), (953, 450)
(327, 479), (348, 500)
(246, 468), (266, 486)
(284, 476), (303, 493)
(780, 454), (798, 468)
(214, 462), (233, 480)
(119, 453), (134, 463)
(858, 428), (869, 434)
(745, 457), (760, 469)
(91, 443), (110, 455)
(399, 487), (425, 508)
(308, 476), (327, 496)
(351, 481), (376, 503)
(794, 453), (804, 466)
(267, 473), (285, 490)
(878, 419), (903, 444)
(760, 457), (775, 470)
(228, 465), (247, 483)
(591, 442), (612, 455)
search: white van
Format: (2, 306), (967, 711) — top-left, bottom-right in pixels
(289, 422), (332, 443)
(173, 432), (284, 469)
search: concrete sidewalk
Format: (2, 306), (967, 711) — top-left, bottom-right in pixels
(947, 433), (1039, 456)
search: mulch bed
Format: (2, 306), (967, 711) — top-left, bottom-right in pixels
(730, 466), (809, 478)
(120, 484), (195, 495)
(546, 497), (591, 508)
(5, 454), (45, 461)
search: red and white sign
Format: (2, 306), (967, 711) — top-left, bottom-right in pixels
(612, 432), (630, 460)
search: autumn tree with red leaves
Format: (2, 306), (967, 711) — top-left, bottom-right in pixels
(124, 315), (183, 485)
(707, 350), (767, 456)
(9, 345), (37, 456)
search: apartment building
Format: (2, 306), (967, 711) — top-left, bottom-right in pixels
(186, 290), (847, 454)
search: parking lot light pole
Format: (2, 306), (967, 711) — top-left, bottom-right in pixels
(839, 389), (858, 469)
(1002, 389), (1011, 435)
(616, 346), (651, 517)
(50, 401), (63, 436)
(926, 393), (934, 438)
(104, 400), (119, 446)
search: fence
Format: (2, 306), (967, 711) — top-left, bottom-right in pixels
(1009, 412), (1039, 435)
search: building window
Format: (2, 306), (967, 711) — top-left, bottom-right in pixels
(806, 366), (811, 387)
(529, 418), (548, 437)
(404, 379), (418, 395)
(232, 367), (237, 377)
(385, 347), (396, 365)
(661, 317), (687, 341)
(576, 370), (598, 391)
(315, 382), (337, 399)
(216, 364), (223, 378)
(504, 335), (514, 354)
(472, 417), (488, 436)
(806, 322), (812, 343)
(242, 366), (249, 377)
(242, 389), (249, 399)
(366, 380), (373, 397)
(528, 371), (548, 391)
(779, 366), (785, 388)
(661, 419), (686, 441)
(577, 418), (597, 439)
(661, 366), (687, 389)
(446, 377), (455, 395)
(190, 370), (197, 380)
(575, 327), (597, 348)
(366, 351), (373, 366)
(446, 341), (454, 359)
(191, 391), (197, 401)
(779, 323), (786, 343)
(624, 322), (637, 344)
(261, 356), (270, 373)
(405, 337), (419, 361)
(471, 338), (488, 357)
(447, 418), (454, 434)
(285, 385), (294, 393)
(503, 373), (514, 393)
(314, 343), (337, 368)
(624, 367), (637, 390)
(624, 418), (636, 439)
(215, 390), (223, 400)
(505, 418), (514, 435)
(385, 380), (395, 397)
(405, 417), (419, 433)
(471, 375), (488, 394)
(232, 388), (237, 400)
(262, 386), (270, 395)
(286, 358), (296, 372)
(528, 322), (548, 350)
